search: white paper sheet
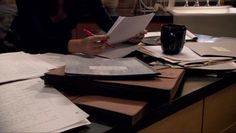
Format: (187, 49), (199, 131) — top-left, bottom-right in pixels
(107, 13), (155, 44)
(0, 52), (57, 84)
(0, 78), (90, 132)
(33, 53), (66, 67)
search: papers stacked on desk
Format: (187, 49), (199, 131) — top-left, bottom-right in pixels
(186, 42), (236, 58)
(0, 52), (91, 132)
(0, 78), (90, 132)
(0, 52), (59, 84)
(138, 45), (236, 71)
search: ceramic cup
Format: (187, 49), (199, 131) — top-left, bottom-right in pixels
(160, 24), (187, 55)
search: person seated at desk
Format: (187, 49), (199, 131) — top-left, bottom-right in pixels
(3, 0), (144, 55)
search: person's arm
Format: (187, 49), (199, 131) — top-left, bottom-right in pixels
(68, 35), (108, 56)
(13, 0), (70, 53)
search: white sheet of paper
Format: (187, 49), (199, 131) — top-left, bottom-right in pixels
(0, 78), (90, 132)
(33, 53), (66, 67)
(107, 13), (155, 44)
(0, 52), (57, 84)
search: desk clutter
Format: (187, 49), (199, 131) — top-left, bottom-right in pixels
(1, 35), (236, 132)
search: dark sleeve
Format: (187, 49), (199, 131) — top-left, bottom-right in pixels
(12, 0), (70, 54)
(86, 0), (114, 32)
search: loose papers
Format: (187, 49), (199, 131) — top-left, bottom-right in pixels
(0, 78), (90, 132)
(107, 13), (155, 44)
(138, 46), (235, 70)
(0, 52), (57, 84)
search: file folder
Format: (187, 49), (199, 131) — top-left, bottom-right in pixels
(44, 66), (185, 102)
(44, 67), (185, 125)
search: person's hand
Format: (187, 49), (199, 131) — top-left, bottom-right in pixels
(68, 35), (108, 56)
(126, 30), (147, 44)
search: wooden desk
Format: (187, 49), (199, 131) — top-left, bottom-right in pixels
(62, 69), (236, 133)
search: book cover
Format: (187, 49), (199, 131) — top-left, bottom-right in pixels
(73, 96), (147, 126)
(44, 66), (185, 102)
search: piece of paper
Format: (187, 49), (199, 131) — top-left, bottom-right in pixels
(0, 78), (90, 132)
(107, 13), (155, 44)
(188, 60), (236, 70)
(186, 42), (236, 58)
(0, 52), (57, 84)
(33, 53), (66, 67)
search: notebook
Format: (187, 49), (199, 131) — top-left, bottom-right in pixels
(186, 42), (236, 58)
(73, 95), (147, 126)
(44, 67), (185, 125)
(44, 66), (185, 102)
(64, 56), (159, 80)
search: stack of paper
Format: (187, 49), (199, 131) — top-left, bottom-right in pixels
(138, 46), (236, 70)
(0, 78), (90, 132)
(96, 13), (154, 59)
(186, 42), (236, 58)
(0, 52), (57, 84)
(107, 13), (155, 44)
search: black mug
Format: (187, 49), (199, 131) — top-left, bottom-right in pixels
(161, 24), (187, 55)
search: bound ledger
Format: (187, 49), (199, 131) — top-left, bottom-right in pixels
(44, 67), (185, 125)
(73, 95), (148, 126)
(44, 67), (185, 102)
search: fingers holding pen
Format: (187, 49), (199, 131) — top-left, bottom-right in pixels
(68, 34), (109, 56)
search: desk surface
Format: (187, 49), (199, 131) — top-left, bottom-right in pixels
(60, 62), (235, 133)
(59, 34), (236, 133)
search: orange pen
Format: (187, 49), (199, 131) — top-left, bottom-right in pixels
(83, 28), (114, 48)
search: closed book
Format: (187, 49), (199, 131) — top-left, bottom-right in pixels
(73, 96), (147, 126)
(44, 66), (185, 103)
(64, 57), (159, 80)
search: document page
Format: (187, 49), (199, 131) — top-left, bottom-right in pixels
(107, 13), (155, 44)
(0, 52), (57, 84)
(186, 42), (236, 58)
(0, 78), (90, 132)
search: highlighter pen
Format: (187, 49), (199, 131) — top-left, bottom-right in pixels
(83, 28), (114, 48)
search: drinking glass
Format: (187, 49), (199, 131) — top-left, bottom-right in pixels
(216, 0), (221, 6)
(205, 0), (210, 6)
(184, 0), (189, 7)
(194, 0), (200, 7)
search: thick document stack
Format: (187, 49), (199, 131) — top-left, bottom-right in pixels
(44, 66), (185, 125)
(44, 66), (184, 102)
(73, 96), (148, 126)
(0, 78), (90, 132)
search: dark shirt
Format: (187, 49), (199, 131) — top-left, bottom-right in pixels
(10, 0), (114, 54)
